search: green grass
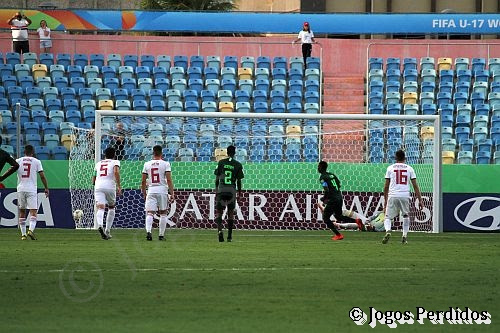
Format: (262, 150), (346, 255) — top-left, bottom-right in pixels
(0, 229), (498, 333)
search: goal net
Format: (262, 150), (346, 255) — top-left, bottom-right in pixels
(69, 111), (441, 232)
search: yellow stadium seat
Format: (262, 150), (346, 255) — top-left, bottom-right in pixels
(219, 101), (234, 112)
(442, 151), (455, 164)
(61, 134), (75, 150)
(32, 64), (47, 79)
(286, 125), (301, 136)
(420, 126), (435, 141)
(99, 100), (114, 110)
(438, 57), (453, 71)
(215, 148), (228, 161)
(403, 92), (417, 105)
(238, 67), (252, 80)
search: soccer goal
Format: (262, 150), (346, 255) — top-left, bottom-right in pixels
(69, 111), (442, 232)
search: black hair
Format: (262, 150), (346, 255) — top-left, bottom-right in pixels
(318, 160), (328, 171)
(104, 147), (116, 159)
(153, 145), (162, 156)
(395, 150), (406, 162)
(227, 145), (236, 157)
(25, 145), (34, 156)
(0, 136), (2, 145)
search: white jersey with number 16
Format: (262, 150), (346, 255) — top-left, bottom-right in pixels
(385, 163), (416, 198)
(94, 159), (120, 191)
(142, 159), (171, 194)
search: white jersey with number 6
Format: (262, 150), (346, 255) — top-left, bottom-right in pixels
(385, 163), (416, 198)
(94, 159), (120, 191)
(16, 157), (43, 193)
(142, 159), (171, 194)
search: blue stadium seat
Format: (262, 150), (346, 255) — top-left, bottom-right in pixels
(154, 78), (169, 93)
(221, 79), (236, 93)
(203, 67), (218, 80)
(187, 66), (202, 80)
(123, 54), (138, 68)
(89, 54), (104, 68)
(70, 77), (85, 90)
(136, 66), (150, 79)
(72, 54), (87, 67)
(257, 56), (271, 70)
(253, 101), (268, 113)
(457, 69), (472, 83)
(183, 89), (198, 102)
(223, 56), (238, 71)
(174, 55), (188, 71)
(52, 146), (68, 160)
(140, 55), (155, 70)
(66, 110), (82, 124)
(471, 58), (486, 72)
(273, 57), (287, 70)
(35, 146), (50, 160)
(287, 102), (302, 114)
(131, 89), (146, 101)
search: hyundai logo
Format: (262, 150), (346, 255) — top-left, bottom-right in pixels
(454, 197), (500, 231)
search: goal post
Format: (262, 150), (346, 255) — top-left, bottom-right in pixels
(69, 111), (442, 233)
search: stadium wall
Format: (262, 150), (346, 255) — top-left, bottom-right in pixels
(1, 33), (499, 75)
(0, 162), (498, 232)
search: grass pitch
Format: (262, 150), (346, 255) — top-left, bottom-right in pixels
(0, 229), (498, 333)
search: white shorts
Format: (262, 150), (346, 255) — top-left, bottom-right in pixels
(145, 193), (168, 212)
(95, 189), (116, 206)
(386, 196), (410, 220)
(40, 40), (52, 48)
(18, 191), (38, 210)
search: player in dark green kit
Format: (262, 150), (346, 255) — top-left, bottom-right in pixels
(318, 161), (362, 241)
(214, 145), (244, 242)
(0, 137), (20, 188)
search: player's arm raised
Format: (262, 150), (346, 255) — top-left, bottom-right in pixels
(0, 155), (19, 182)
(383, 178), (390, 214)
(166, 171), (175, 202)
(141, 172), (147, 200)
(114, 165), (121, 196)
(39, 171), (49, 197)
(411, 178), (423, 210)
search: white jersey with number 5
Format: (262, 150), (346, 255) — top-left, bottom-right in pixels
(142, 159), (171, 194)
(16, 157), (43, 193)
(385, 163), (416, 198)
(95, 159), (120, 191)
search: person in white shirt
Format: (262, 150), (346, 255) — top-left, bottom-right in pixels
(141, 145), (175, 241)
(7, 11), (32, 54)
(292, 21), (317, 68)
(92, 147), (121, 240)
(382, 150), (423, 244)
(16, 145), (49, 240)
(37, 20), (51, 53)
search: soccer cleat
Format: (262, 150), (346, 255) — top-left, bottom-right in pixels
(402, 236), (408, 245)
(146, 232), (153, 241)
(105, 231), (112, 239)
(382, 232), (391, 244)
(27, 230), (37, 240)
(227, 237), (232, 242)
(355, 218), (365, 231)
(331, 234), (344, 241)
(159, 235), (165, 241)
(21, 235), (27, 240)
(218, 231), (224, 242)
(98, 227), (108, 240)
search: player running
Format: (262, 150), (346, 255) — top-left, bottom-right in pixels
(317, 161), (363, 241)
(0, 136), (19, 189)
(16, 145), (49, 240)
(382, 149), (423, 244)
(92, 147), (121, 240)
(141, 145), (175, 241)
(214, 145), (244, 242)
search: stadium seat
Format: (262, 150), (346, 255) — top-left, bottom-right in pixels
(98, 100), (113, 110)
(442, 151), (455, 164)
(224, 56), (238, 71)
(89, 54), (104, 69)
(471, 58), (486, 72)
(235, 101), (250, 113)
(174, 55), (188, 71)
(238, 67), (252, 80)
(39, 53), (54, 67)
(115, 99), (131, 110)
(19, 76), (34, 90)
(123, 54), (138, 68)
(256, 56), (271, 70)
(287, 102), (302, 114)
(138, 55), (155, 70)
(475, 151), (491, 164)
(454, 57), (469, 71)
(369, 57), (383, 70)
(32, 64), (48, 79)
(421, 69), (436, 82)
(35, 146), (50, 160)
(14, 63), (30, 79)
(22, 52), (38, 67)
(52, 146), (68, 160)
(437, 57), (452, 71)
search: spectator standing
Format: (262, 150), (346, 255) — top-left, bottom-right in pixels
(7, 11), (32, 54)
(37, 20), (52, 53)
(292, 21), (317, 68)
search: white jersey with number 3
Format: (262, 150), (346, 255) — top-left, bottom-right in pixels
(16, 157), (43, 193)
(142, 159), (171, 194)
(385, 163), (416, 198)
(94, 159), (120, 191)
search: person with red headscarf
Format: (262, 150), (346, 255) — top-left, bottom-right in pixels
(292, 21), (317, 68)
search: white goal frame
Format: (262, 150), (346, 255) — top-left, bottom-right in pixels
(94, 110), (442, 233)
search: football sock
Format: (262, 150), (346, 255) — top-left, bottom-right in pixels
(326, 221), (341, 236)
(216, 216), (223, 232)
(145, 214), (153, 233)
(29, 216), (37, 232)
(340, 223), (359, 229)
(384, 218), (391, 232)
(227, 219), (234, 238)
(105, 209), (115, 233)
(19, 218), (27, 236)
(402, 217), (410, 237)
(159, 215), (168, 237)
(96, 208), (105, 228)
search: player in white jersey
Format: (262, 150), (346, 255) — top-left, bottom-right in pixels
(92, 147), (121, 240)
(141, 145), (175, 241)
(16, 145), (49, 240)
(382, 150), (423, 244)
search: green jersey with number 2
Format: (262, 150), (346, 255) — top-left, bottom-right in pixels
(214, 157), (244, 191)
